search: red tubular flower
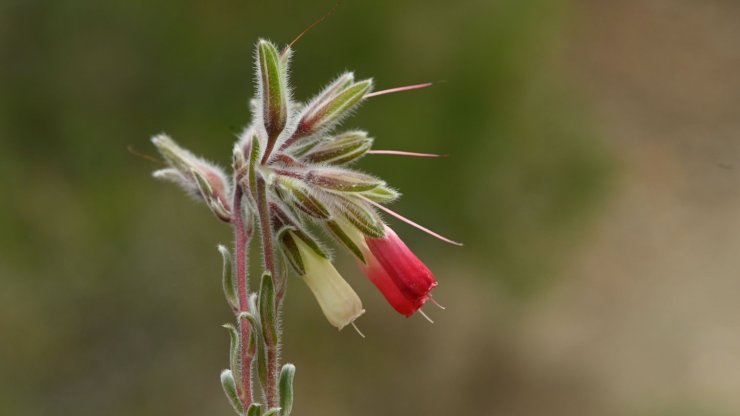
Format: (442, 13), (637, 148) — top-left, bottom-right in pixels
(361, 226), (437, 316)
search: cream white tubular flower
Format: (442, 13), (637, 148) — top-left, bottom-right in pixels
(290, 232), (364, 330)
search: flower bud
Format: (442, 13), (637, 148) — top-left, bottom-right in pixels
(302, 130), (373, 165)
(290, 232), (364, 330)
(333, 196), (385, 238)
(295, 75), (372, 138)
(257, 40), (288, 139)
(306, 167), (383, 193)
(151, 134), (232, 222)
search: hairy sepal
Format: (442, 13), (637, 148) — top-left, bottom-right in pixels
(331, 195), (385, 238)
(294, 75), (372, 139)
(152, 135), (232, 220)
(275, 176), (330, 219)
(257, 40), (289, 139)
(306, 167), (384, 193)
(302, 130), (373, 165)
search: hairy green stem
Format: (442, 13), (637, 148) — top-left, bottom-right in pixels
(232, 185), (254, 412)
(255, 175), (280, 408)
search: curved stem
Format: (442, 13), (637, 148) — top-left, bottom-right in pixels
(256, 178), (276, 276)
(232, 185), (254, 411)
(255, 175), (280, 408)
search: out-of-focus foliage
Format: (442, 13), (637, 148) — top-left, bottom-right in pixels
(4, 1), (738, 416)
(0, 1), (604, 415)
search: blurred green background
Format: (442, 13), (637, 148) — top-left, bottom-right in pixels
(2, 1), (739, 415)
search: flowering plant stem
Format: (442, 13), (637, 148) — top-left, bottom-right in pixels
(231, 185), (255, 411)
(255, 176), (280, 408)
(150, 37), (455, 416)
(231, 169), (284, 413)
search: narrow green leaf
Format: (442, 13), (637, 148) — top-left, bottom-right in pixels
(259, 272), (277, 346)
(240, 309), (268, 398)
(218, 245), (238, 310)
(279, 363), (296, 416)
(238, 311), (261, 357)
(263, 408), (282, 416)
(255, 332), (269, 398)
(247, 403), (263, 416)
(222, 323), (241, 388)
(220, 369), (244, 415)
(237, 311), (261, 334)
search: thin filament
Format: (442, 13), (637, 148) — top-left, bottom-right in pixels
(127, 145), (163, 165)
(351, 321), (366, 338)
(283, 3), (340, 55)
(429, 296), (447, 310)
(364, 198), (464, 246)
(368, 150), (447, 158)
(364, 82), (433, 98)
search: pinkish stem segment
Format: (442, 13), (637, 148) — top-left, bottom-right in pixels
(255, 176), (280, 408)
(232, 185), (254, 411)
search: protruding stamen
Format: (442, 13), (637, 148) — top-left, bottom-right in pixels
(282, 2), (340, 56)
(127, 145), (163, 165)
(351, 321), (366, 338)
(363, 198), (464, 246)
(429, 296), (446, 310)
(364, 82), (433, 99)
(418, 309), (434, 324)
(368, 150), (447, 158)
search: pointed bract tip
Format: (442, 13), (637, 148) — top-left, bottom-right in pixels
(367, 150), (448, 158)
(364, 82), (434, 98)
(150, 133), (169, 145)
(364, 198), (463, 246)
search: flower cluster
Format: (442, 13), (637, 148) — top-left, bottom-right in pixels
(154, 39), (442, 329)
(150, 38), (453, 415)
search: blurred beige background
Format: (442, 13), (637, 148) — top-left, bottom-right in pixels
(1, 1), (739, 415)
